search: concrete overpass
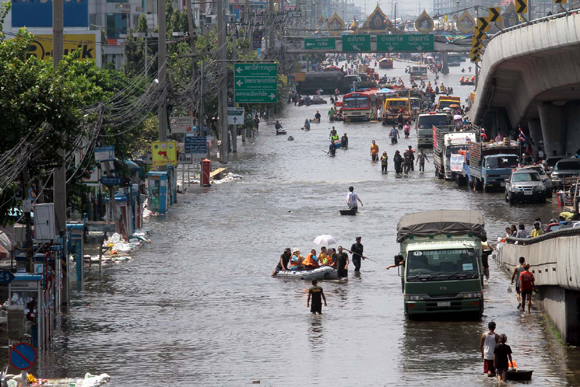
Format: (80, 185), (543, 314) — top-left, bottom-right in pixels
(470, 11), (580, 156)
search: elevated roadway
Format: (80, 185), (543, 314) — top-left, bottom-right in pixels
(470, 11), (580, 155)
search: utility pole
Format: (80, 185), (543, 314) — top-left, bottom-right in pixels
(186, 0), (200, 137)
(269, 0), (275, 50)
(53, 0), (68, 308)
(245, 0), (251, 54)
(218, 8), (229, 164)
(158, 0), (168, 141)
(231, 30), (238, 153)
(475, 6), (479, 89)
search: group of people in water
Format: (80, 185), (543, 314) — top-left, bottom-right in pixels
(271, 245), (351, 279)
(371, 141), (430, 175)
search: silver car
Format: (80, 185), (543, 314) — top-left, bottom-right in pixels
(520, 165), (552, 198)
(551, 158), (580, 189)
(505, 170), (547, 204)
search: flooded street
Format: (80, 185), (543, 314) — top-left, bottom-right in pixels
(33, 59), (580, 385)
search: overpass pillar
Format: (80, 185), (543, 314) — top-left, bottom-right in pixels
(441, 52), (449, 75)
(564, 102), (580, 155)
(538, 103), (565, 157)
(527, 118), (543, 156)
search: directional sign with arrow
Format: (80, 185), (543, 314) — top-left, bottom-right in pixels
(234, 63), (278, 104)
(488, 7), (501, 22)
(304, 38), (336, 50)
(470, 53), (480, 63)
(555, 0), (567, 4)
(477, 17), (490, 32)
(342, 35), (371, 52)
(516, 0), (527, 13)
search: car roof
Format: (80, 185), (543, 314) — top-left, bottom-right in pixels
(512, 169), (539, 174)
(556, 158), (580, 163)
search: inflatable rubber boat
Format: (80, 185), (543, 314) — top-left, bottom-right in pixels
(276, 266), (338, 280)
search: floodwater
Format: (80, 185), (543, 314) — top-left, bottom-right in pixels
(29, 59), (580, 385)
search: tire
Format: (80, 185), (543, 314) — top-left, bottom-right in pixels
(505, 192), (509, 202)
(508, 192), (515, 204)
(546, 189), (553, 198)
(539, 195), (547, 204)
(475, 178), (483, 191)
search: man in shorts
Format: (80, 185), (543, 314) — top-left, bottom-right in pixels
(494, 334), (513, 382)
(519, 264), (535, 313)
(480, 321), (499, 377)
(511, 257), (526, 309)
(307, 279), (327, 314)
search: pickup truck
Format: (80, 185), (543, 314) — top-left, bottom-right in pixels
(461, 140), (520, 192)
(434, 131), (478, 181)
(394, 210), (487, 319)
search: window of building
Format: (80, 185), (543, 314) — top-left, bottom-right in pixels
(106, 13), (128, 39)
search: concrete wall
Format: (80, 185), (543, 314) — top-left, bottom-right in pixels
(496, 232), (580, 344)
(565, 102), (580, 155)
(496, 232), (580, 290)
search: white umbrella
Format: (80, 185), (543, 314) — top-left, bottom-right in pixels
(313, 235), (339, 246)
(453, 115), (463, 120)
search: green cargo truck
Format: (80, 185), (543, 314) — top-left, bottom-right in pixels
(394, 210), (487, 319)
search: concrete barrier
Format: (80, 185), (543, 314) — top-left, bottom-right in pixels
(496, 228), (580, 344)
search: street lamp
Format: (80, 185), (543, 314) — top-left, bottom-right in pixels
(394, 1), (397, 31)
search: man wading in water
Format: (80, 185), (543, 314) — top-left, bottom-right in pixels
(346, 186), (363, 211)
(350, 236), (364, 272)
(480, 321), (499, 377)
(307, 279), (327, 314)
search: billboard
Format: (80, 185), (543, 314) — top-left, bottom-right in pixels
(26, 33), (101, 67)
(11, 0), (89, 28)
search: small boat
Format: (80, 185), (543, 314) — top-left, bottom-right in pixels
(276, 266), (338, 280)
(333, 142), (342, 149)
(276, 129), (287, 135)
(339, 208), (357, 216)
(506, 370), (533, 381)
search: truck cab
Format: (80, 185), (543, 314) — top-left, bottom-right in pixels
(395, 210), (486, 319)
(415, 113), (451, 148)
(481, 154), (519, 189)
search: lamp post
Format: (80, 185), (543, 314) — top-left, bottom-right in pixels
(394, 1), (397, 31)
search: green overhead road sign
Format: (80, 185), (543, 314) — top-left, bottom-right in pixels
(342, 35), (371, 52)
(377, 34), (434, 52)
(234, 63), (278, 103)
(304, 38), (336, 50)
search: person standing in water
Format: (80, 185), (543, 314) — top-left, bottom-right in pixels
(346, 186), (363, 210)
(350, 236), (364, 272)
(370, 140), (379, 161)
(307, 279), (327, 314)
(341, 133), (349, 149)
(416, 149), (429, 172)
(511, 257), (527, 310)
(480, 321), (499, 377)
(381, 151), (389, 174)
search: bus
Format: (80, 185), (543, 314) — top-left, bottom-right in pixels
(409, 66), (428, 81)
(342, 88), (379, 122)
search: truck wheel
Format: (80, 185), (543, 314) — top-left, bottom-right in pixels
(539, 195), (547, 204)
(546, 189), (553, 198)
(475, 179), (483, 191)
(508, 192), (515, 204)
(457, 175), (467, 186)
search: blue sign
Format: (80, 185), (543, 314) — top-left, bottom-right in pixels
(100, 176), (123, 186)
(94, 145), (115, 162)
(0, 271), (14, 284)
(184, 135), (207, 156)
(11, 0), (89, 28)
(9, 343), (37, 370)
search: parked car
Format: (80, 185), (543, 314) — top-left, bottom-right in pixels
(505, 169), (547, 204)
(544, 155), (566, 175)
(520, 165), (552, 198)
(551, 158), (580, 189)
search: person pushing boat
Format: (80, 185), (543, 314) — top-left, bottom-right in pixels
(346, 186), (363, 211)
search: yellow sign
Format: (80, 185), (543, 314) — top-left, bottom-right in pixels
(488, 7), (501, 22)
(27, 34), (98, 63)
(151, 141), (178, 166)
(470, 53), (480, 63)
(516, 0), (527, 14)
(477, 17), (490, 32)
